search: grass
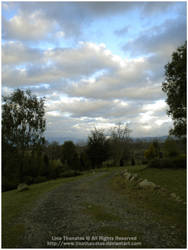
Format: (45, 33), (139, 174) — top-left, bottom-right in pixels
(2, 173), (91, 248)
(82, 202), (120, 222)
(111, 165), (186, 244)
(126, 165), (186, 200)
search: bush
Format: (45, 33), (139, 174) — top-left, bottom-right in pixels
(148, 156), (186, 169)
(33, 176), (48, 184)
(23, 176), (33, 185)
(60, 169), (82, 178)
(148, 158), (175, 169)
(142, 159), (148, 165)
(2, 176), (19, 192)
(173, 155), (186, 168)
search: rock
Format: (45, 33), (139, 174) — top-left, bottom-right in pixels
(129, 176), (135, 182)
(124, 173), (132, 181)
(170, 193), (182, 202)
(170, 193), (177, 199)
(130, 174), (139, 182)
(129, 174), (138, 182)
(123, 171), (129, 177)
(138, 179), (157, 190)
(17, 183), (29, 192)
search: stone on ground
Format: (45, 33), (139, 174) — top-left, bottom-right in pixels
(138, 179), (157, 190)
(17, 183), (29, 192)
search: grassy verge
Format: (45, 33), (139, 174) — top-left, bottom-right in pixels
(2, 173), (91, 248)
(126, 165), (186, 200)
(111, 165), (186, 243)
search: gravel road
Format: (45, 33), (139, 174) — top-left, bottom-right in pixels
(17, 170), (185, 248)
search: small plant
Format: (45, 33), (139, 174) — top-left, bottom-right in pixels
(33, 176), (48, 184)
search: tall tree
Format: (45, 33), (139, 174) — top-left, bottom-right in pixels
(2, 89), (46, 181)
(162, 42), (186, 137)
(109, 123), (132, 166)
(61, 141), (80, 170)
(87, 128), (109, 168)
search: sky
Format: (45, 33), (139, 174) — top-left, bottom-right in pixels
(2, 1), (187, 142)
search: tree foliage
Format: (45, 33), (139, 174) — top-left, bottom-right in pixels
(109, 123), (132, 166)
(61, 141), (80, 170)
(2, 89), (46, 149)
(2, 89), (46, 183)
(87, 128), (109, 168)
(144, 141), (160, 161)
(162, 42), (186, 137)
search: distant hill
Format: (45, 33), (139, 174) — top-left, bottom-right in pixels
(132, 135), (168, 142)
(46, 137), (86, 145)
(46, 135), (169, 145)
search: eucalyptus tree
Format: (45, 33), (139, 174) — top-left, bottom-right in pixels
(2, 89), (46, 181)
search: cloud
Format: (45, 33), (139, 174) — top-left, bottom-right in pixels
(114, 25), (130, 36)
(2, 10), (56, 41)
(2, 40), (166, 103)
(2, 42), (118, 87)
(123, 17), (186, 57)
(2, 41), (43, 65)
(3, 2), (182, 139)
(3, 2), (181, 41)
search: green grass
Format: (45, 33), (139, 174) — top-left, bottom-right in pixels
(126, 165), (186, 200)
(111, 165), (186, 244)
(2, 173), (91, 248)
(82, 202), (120, 222)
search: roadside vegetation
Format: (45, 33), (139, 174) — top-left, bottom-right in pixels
(112, 165), (186, 244)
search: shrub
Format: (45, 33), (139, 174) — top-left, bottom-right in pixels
(33, 176), (48, 184)
(148, 159), (161, 168)
(23, 176), (33, 185)
(149, 156), (186, 169)
(148, 158), (175, 169)
(172, 155), (186, 168)
(60, 169), (82, 178)
(142, 159), (148, 165)
(2, 176), (19, 192)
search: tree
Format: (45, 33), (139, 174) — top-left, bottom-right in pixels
(45, 141), (62, 160)
(162, 42), (186, 137)
(109, 123), (132, 166)
(87, 128), (110, 168)
(2, 89), (46, 182)
(164, 137), (179, 157)
(144, 140), (161, 161)
(61, 141), (80, 170)
(144, 144), (156, 161)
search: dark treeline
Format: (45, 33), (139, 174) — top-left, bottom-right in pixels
(3, 122), (186, 192)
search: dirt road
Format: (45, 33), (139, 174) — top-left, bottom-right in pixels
(17, 170), (185, 248)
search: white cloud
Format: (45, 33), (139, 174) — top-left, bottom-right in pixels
(2, 41), (43, 65)
(3, 10), (56, 41)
